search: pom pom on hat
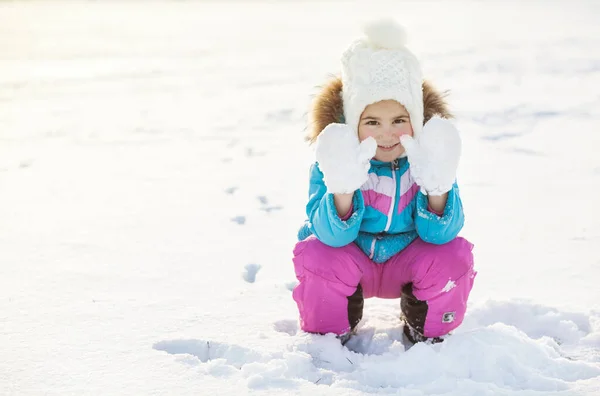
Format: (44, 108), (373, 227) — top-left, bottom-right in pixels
(363, 18), (408, 49)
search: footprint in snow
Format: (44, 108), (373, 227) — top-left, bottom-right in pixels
(261, 205), (283, 213)
(273, 319), (298, 336)
(242, 263), (261, 283)
(154, 338), (304, 389)
(231, 216), (246, 225)
(284, 280), (298, 291)
(153, 339), (263, 370)
(246, 147), (266, 157)
(257, 195), (268, 205)
(19, 160), (33, 169)
(257, 195), (283, 213)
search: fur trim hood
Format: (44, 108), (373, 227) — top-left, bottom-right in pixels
(306, 76), (453, 143)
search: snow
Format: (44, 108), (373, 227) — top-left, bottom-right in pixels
(442, 280), (456, 293)
(1, 0), (599, 395)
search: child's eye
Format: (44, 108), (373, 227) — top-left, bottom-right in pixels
(366, 120), (379, 126)
(394, 118), (406, 124)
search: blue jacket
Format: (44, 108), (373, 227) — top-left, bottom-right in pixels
(297, 157), (464, 263)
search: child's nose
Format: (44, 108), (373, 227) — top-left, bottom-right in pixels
(383, 125), (396, 136)
(386, 126), (403, 138)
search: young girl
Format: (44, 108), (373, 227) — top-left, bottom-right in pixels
(293, 19), (476, 344)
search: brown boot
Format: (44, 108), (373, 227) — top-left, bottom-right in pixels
(401, 318), (445, 344)
(348, 283), (364, 331)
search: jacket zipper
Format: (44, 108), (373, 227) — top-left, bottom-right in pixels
(369, 159), (399, 260)
(384, 159), (399, 232)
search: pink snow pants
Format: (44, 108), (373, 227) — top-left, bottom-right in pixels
(292, 236), (476, 338)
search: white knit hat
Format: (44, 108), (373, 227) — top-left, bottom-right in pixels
(341, 19), (424, 140)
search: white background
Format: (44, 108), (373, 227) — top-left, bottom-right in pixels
(1, 1), (599, 394)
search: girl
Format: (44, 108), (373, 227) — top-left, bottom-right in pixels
(293, 19), (476, 344)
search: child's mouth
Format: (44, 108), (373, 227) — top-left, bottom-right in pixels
(378, 143), (400, 152)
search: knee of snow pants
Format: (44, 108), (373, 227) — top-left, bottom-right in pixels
(291, 236), (365, 335)
(403, 237), (476, 338)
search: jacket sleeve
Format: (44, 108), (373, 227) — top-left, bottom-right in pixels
(306, 163), (365, 247)
(414, 182), (464, 244)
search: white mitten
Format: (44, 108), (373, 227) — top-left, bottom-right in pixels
(400, 117), (461, 196)
(315, 123), (377, 194)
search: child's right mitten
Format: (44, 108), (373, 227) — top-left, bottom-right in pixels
(315, 123), (377, 194)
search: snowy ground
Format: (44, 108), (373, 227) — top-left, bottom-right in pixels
(1, 0), (599, 395)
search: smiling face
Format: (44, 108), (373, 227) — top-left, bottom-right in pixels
(358, 100), (414, 162)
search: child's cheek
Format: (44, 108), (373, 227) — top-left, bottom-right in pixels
(359, 127), (376, 142)
(398, 124), (414, 137)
